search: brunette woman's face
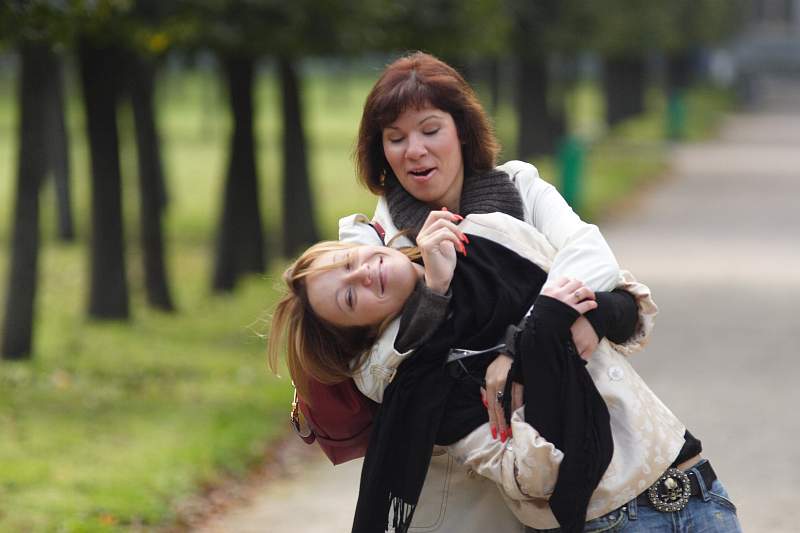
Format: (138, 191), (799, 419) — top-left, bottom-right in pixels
(382, 106), (465, 210)
(306, 245), (423, 328)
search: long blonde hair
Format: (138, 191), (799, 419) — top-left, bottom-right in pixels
(267, 241), (414, 403)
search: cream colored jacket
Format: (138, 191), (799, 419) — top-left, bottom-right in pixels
(337, 162), (680, 531)
(344, 212), (686, 529)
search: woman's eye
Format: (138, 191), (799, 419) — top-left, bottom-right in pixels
(388, 137), (403, 144)
(346, 289), (354, 309)
(423, 128), (439, 136)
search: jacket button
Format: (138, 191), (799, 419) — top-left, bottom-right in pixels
(608, 366), (624, 381)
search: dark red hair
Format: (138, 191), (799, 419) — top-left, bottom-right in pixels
(355, 51), (500, 195)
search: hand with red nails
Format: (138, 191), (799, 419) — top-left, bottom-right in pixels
(416, 209), (468, 295)
(482, 356), (523, 442)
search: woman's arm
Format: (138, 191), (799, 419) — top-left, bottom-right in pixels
(499, 160), (620, 292)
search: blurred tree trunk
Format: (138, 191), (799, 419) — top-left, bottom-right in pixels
(78, 37), (129, 319)
(43, 52), (74, 242)
(603, 56), (646, 127)
(512, 0), (563, 159)
(1, 42), (49, 360)
(212, 54), (265, 292)
(487, 58), (500, 115)
(516, 56), (556, 159)
(279, 56), (318, 256)
(667, 51), (693, 93)
(128, 55), (175, 311)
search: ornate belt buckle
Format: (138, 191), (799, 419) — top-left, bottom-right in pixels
(647, 467), (691, 512)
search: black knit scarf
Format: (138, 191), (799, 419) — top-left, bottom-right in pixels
(351, 236), (545, 533)
(385, 168), (525, 239)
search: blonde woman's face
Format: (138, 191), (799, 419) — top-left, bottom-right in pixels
(306, 245), (422, 328)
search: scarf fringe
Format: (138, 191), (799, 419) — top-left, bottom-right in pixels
(390, 494), (417, 533)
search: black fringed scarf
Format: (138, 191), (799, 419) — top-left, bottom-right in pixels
(515, 297), (614, 533)
(384, 169), (525, 239)
(351, 236), (545, 533)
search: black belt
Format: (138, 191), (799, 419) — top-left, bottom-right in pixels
(636, 460), (717, 512)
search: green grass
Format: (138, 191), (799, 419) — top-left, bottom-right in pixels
(0, 58), (732, 532)
(0, 64), (379, 532)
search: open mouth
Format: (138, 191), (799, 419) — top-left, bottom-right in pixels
(378, 256), (385, 296)
(409, 167), (435, 179)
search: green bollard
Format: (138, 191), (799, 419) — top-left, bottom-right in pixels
(666, 90), (686, 140)
(558, 135), (584, 212)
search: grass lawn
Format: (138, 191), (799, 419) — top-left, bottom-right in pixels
(0, 56), (732, 532)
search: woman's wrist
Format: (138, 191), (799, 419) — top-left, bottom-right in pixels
(424, 274), (451, 295)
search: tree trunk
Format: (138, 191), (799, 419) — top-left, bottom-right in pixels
(667, 51), (693, 94)
(516, 56), (554, 159)
(78, 37), (129, 319)
(212, 54), (265, 292)
(128, 55), (175, 311)
(43, 51), (74, 242)
(487, 58), (501, 115)
(1, 42), (50, 360)
(603, 56), (647, 127)
(279, 57), (318, 257)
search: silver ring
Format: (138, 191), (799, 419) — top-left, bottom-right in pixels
(574, 289), (582, 299)
(496, 391), (504, 403)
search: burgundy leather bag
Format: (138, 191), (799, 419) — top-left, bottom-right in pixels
(291, 376), (378, 465)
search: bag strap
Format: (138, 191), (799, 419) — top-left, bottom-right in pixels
(290, 385), (315, 444)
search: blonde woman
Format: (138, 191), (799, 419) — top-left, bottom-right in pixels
(270, 211), (741, 533)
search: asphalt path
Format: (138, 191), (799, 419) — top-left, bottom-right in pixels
(197, 109), (800, 533)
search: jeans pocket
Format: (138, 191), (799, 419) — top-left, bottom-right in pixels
(707, 480), (738, 513)
(583, 508), (628, 532)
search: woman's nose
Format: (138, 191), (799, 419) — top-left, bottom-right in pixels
(346, 263), (372, 286)
(406, 133), (427, 159)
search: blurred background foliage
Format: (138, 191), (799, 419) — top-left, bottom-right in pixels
(0, 0), (747, 530)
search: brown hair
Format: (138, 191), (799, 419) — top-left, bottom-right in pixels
(355, 51), (500, 195)
(267, 241), (417, 403)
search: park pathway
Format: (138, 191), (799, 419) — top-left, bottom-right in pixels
(196, 109), (800, 533)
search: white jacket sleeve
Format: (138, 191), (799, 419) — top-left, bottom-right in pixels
(338, 213), (384, 246)
(499, 160), (619, 292)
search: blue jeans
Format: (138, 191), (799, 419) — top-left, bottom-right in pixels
(526, 460), (742, 532)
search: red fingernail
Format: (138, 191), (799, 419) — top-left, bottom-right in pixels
(501, 430), (507, 442)
(460, 233), (469, 244)
(454, 214), (464, 221)
(491, 426), (497, 439)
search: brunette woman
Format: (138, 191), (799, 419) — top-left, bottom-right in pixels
(341, 51), (623, 531)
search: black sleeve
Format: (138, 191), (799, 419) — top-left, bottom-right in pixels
(510, 295), (580, 384)
(583, 289), (639, 344)
(394, 280), (452, 353)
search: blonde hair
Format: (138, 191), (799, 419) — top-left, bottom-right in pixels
(267, 241), (417, 403)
